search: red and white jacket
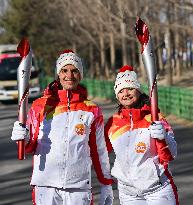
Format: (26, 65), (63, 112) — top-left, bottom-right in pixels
(105, 104), (177, 196)
(25, 81), (113, 189)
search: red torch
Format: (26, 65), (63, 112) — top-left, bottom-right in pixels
(17, 38), (32, 160)
(135, 17), (158, 122)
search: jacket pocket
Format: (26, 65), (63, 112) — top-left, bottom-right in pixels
(129, 158), (159, 190)
(66, 157), (91, 184)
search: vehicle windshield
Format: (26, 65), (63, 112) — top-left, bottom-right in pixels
(0, 57), (37, 80)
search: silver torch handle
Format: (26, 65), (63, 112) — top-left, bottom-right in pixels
(17, 38), (32, 160)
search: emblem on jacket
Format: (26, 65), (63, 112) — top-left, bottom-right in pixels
(135, 142), (147, 153)
(75, 123), (85, 135)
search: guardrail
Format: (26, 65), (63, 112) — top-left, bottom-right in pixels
(40, 77), (193, 121)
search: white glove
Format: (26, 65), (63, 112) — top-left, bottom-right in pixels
(150, 121), (166, 140)
(99, 185), (113, 205)
(11, 121), (28, 141)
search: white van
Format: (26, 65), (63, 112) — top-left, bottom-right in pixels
(0, 44), (41, 101)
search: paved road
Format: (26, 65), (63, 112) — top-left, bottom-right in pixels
(0, 101), (193, 204)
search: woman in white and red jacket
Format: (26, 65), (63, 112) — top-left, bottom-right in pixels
(105, 65), (179, 205)
(11, 50), (113, 205)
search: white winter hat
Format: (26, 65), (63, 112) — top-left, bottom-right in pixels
(56, 50), (83, 78)
(114, 65), (141, 98)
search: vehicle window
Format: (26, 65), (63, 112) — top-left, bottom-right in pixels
(0, 57), (37, 80)
(0, 57), (21, 73)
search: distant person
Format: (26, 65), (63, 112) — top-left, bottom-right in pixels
(162, 48), (167, 66)
(182, 49), (187, 68)
(105, 65), (179, 205)
(11, 50), (113, 205)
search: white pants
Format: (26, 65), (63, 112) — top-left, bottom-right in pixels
(119, 183), (179, 205)
(32, 186), (92, 205)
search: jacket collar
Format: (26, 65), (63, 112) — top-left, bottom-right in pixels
(43, 80), (88, 103)
(120, 104), (151, 122)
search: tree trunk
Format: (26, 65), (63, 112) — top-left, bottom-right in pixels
(156, 29), (164, 75)
(99, 32), (105, 79)
(174, 3), (181, 80)
(89, 44), (94, 78)
(175, 31), (181, 79)
(138, 45), (146, 82)
(109, 32), (115, 73)
(95, 62), (100, 79)
(131, 40), (136, 67)
(72, 42), (77, 53)
(165, 28), (173, 86)
(120, 21), (127, 65)
(105, 63), (110, 79)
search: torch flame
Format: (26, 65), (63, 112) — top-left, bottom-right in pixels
(135, 17), (149, 53)
(17, 37), (30, 59)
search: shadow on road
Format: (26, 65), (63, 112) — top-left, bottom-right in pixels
(170, 126), (193, 204)
(0, 102), (193, 204)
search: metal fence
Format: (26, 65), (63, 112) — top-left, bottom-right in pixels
(40, 77), (193, 121)
(82, 79), (193, 121)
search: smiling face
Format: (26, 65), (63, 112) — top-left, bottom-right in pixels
(117, 88), (141, 108)
(58, 64), (81, 90)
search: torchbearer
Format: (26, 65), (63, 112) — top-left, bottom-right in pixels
(17, 38), (32, 160)
(104, 18), (179, 205)
(135, 17), (158, 122)
(11, 49), (113, 205)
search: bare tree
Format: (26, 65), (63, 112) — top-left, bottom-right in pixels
(2, 0), (192, 81)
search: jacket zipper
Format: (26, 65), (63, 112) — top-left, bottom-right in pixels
(63, 90), (71, 188)
(129, 111), (133, 130)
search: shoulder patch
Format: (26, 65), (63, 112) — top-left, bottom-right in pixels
(144, 113), (165, 122)
(83, 100), (97, 106)
(113, 113), (122, 119)
(32, 95), (48, 105)
(144, 114), (152, 122)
